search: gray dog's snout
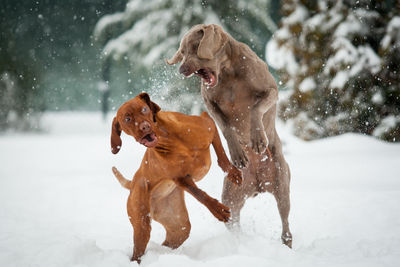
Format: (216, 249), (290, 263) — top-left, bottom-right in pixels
(179, 64), (192, 76)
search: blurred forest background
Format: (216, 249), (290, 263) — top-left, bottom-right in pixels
(1, 0), (399, 141)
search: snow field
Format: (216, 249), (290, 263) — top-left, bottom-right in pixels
(0, 112), (399, 267)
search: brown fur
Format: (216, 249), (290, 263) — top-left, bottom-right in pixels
(111, 93), (242, 263)
(167, 24), (292, 248)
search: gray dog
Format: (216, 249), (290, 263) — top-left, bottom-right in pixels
(167, 24), (292, 248)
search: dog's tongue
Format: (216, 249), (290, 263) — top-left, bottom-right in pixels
(207, 73), (216, 87)
(195, 69), (217, 88)
(141, 133), (158, 147)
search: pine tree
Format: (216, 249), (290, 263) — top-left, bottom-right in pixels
(0, 11), (44, 131)
(94, 0), (277, 114)
(267, 0), (400, 142)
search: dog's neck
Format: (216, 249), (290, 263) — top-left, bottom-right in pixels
(150, 112), (174, 154)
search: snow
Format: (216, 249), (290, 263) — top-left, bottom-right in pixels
(334, 12), (363, 38)
(1, 112), (400, 267)
(93, 12), (125, 41)
(373, 115), (400, 139)
(325, 38), (381, 90)
(305, 13), (325, 31)
(352, 45), (381, 75)
(102, 8), (176, 64)
(320, 3), (343, 33)
(95, 0), (227, 67)
(326, 38), (358, 71)
(371, 92), (383, 105)
(266, 39), (299, 76)
(330, 70), (348, 90)
(282, 4), (308, 25)
(274, 26), (291, 40)
(97, 81), (110, 93)
(381, 16), (400, 50)
(299, 77), (316, 93)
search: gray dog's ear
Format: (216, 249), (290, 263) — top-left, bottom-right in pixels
(111, 117), (122, 154)
(197, 24), (228, 60)
(166, 46), (183, 65)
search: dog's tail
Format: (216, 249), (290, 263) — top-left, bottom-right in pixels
(112, 166), (132, 190)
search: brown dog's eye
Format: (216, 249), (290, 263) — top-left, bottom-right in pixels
(142, 107), (148, 114)
(125, 117), (131, 122)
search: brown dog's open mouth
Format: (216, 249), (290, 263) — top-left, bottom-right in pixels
(139, 133), (158, 148)
(195, 69), (217, 87)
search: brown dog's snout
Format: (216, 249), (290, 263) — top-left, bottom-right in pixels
(139, 121), (151, 132)
(179, 64), (193, 76)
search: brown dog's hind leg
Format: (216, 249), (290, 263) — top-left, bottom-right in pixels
(273, 158), (292, 248)
(151, 188), (191, 249)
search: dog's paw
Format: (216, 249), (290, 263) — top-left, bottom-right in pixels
(282, 231), (293, 249)
(229, 142), (248, 169)
(130, 255), (141, 264)
(227, 166), (243, 185)
(208, 199), (231, 222)
(250, 128), (268, 154)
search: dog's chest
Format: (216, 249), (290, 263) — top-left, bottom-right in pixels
(203, 83), (251, 119)
(152, 144), (212, 181)
(174, 146), (211, 181)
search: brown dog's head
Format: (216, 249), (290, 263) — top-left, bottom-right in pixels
(111, 93), (161, 154)
(166, 24), (229, 88)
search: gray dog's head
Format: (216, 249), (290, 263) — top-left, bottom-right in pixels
(167, 24), (229, 88)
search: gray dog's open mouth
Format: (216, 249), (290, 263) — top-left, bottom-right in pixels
(195, 69), (217, 87)
(139, 133), (158, 148)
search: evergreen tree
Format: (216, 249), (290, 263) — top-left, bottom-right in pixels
(94, 0), (277, 114)
(0, 4), (44, 131)
(267, 0), (400, 142)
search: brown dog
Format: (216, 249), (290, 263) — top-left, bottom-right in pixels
(110, 93), (242, 263)
(167, 24), (292, 248)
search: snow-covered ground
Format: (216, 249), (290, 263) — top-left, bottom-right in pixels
(1, 112), (399, 267)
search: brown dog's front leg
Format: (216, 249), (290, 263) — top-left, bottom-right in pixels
(173, 175), (231, 222)
(127, 179), (151, 263)
(211, 124), (243, 185)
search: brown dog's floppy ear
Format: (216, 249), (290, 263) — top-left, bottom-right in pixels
(139, 93), (161, 121)
(111, 117), (122, 154)
(197, 24), (228, 60)
(166, 45), (183, 65)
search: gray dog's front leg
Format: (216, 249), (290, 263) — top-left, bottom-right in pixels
(224, 128), (249, 168)
(205, 98), (249, 168)
(250, 88), (278, 153)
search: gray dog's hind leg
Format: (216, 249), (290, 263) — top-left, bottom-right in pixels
(221, 176), (246, 231)
(273, 158), (293, 248)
